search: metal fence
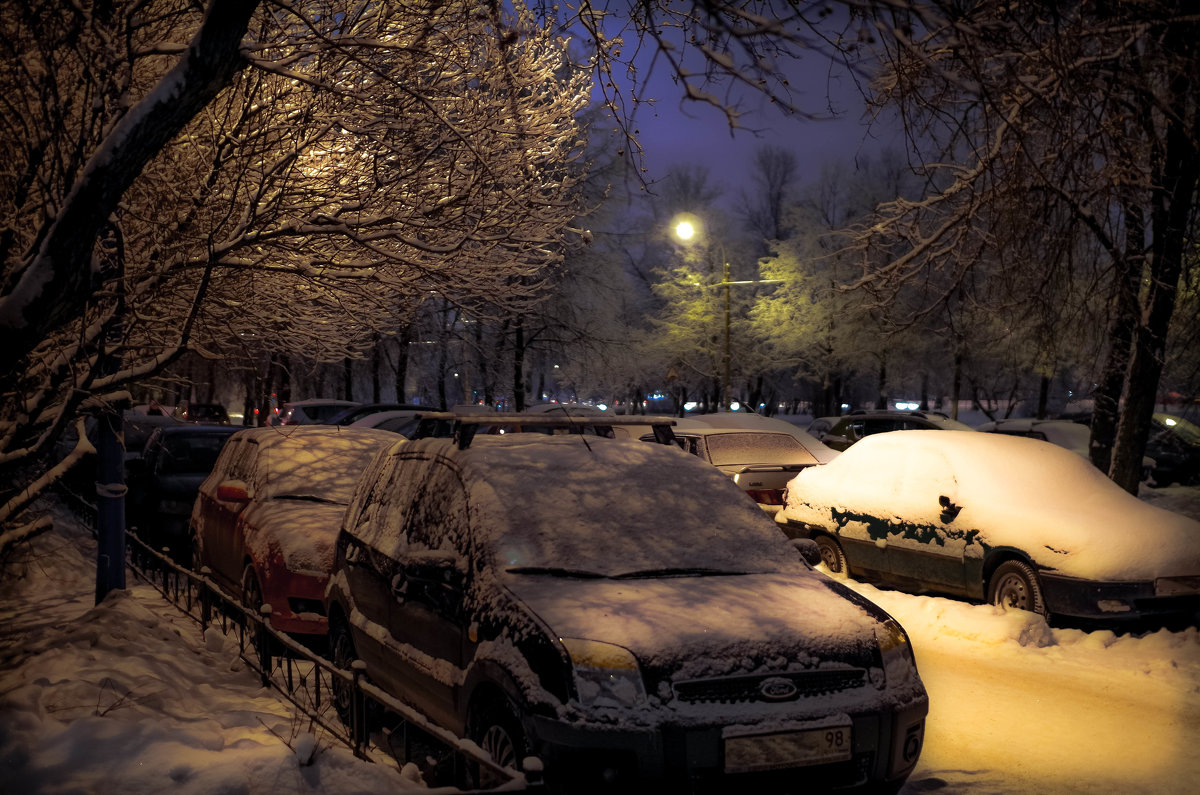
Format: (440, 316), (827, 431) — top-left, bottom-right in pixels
(94, 512), (540, 792)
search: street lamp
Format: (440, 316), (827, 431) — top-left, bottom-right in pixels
(670, 214), (783, 412)
(671, 214), (732, 411)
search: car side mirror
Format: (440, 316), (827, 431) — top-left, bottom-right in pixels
(791, 538), (822, 567)
(938, 495), (962, 523)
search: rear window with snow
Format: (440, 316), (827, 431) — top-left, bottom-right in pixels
(256, 430), (396, 503)
(702, 432), (819, 467)
(460, 436), (806, 578)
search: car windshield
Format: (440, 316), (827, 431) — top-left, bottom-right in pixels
(703, 432), (818, 466)
(261, 434), (387, 503)
(471, 438), (806, 579)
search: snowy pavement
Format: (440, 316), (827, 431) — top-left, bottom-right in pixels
(1, 490), (1198, 793)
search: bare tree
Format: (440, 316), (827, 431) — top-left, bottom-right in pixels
(843, 0), (1200, 492)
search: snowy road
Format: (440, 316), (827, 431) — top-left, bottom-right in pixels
(851, 580), (1200, 794)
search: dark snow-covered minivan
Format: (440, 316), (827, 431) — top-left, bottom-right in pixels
(326, 428), (928, 793)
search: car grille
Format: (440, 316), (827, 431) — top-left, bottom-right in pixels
(673, 669), (866, 704)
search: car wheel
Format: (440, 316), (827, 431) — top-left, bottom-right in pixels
(987, 560), (1045, 615)
(241, 563), (264, 614)
(329, 617), (356, 726)
(814, 535), (849, 578)
(469, 695), (527, 778)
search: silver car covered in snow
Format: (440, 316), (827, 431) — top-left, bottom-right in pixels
(327, 427), (927, 793)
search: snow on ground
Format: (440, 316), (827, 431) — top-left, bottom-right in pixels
(0, 505), (422, 794)
(1, 483), (1198, 794)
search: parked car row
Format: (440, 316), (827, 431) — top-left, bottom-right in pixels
(123, 398), (1199, 791)
(183, 412), (928, 793)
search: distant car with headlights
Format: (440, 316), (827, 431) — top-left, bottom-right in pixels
(268, 398), (361, 426)
(190, 426), (398, 637)
(655, 416), (837, 514)
(777, 430), (1200, 625)
(327, 423), (927, 793)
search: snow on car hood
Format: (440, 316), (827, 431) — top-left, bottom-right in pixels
(242, 499), (348, 575)
(507, 571), (884, 681)
(779, 431), (1200, 580)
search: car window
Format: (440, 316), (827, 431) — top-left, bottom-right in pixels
(864, 418), (903, 435)
(158, 434), (229, 475)
(362, 454), (468, 564)
(260, 434), (390, 503)
(703, 432), (818, 466)
(213, 437), (256, 484)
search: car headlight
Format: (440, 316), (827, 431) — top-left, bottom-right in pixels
(561, 637), (647, 709)
(872, 619), (918, 689)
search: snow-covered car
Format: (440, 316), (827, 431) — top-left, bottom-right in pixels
(975, 417), (1155, 478)
(776, 430), (1200, 624)
(347, 409), (425, 437)
(127, 423), (241, 563)
(267, 398), (360, 426)
(326, 431), (928, 793)
(327, 402), (429, 425)
(655, 417), (837, 515)
(190, 426), (398, 636)
(819, 411), (974, 452)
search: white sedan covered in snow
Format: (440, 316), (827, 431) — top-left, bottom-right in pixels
(776, 430), (1200, 624)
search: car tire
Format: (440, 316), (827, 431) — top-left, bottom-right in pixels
(468, 695), (527, 778)
(329, 616), (356, 726)
(814, 534), (849, 578)
(241, 563), (264, 614)
(987, 560), (1045, 616)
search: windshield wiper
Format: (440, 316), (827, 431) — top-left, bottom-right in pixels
(612, 567), (744, 580)
(506, 566), (606, 579)
(273, 494), (343, 504)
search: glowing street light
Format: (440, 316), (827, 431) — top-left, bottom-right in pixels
(670, 213), (782, 412)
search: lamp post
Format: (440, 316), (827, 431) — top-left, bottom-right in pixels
(672, 216), (780, 412)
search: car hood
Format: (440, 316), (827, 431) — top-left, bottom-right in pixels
(507, 571), (887, 684)
(242, 499), (348, 575)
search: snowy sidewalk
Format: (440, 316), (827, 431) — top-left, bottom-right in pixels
(0, 504), (421, 794)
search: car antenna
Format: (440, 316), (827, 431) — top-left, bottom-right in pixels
(561, 405), (593, 452)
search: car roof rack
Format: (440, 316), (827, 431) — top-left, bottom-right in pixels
(408, 412), (678, 449)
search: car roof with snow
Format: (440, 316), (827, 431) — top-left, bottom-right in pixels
(374, 433), (804, 579)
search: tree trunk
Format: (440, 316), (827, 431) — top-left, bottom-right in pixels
(512, 318), (526, 412)
(1036, 375), (1050, 419)
(1090, 205), (1143, 473)
(395, 323), (412, 403)
(1111, 47), (1199, 493)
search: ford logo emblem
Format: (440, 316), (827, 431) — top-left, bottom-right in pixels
(759, 677), (798, 701)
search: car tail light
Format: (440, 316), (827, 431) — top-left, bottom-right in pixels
(745, 489), (784, 505)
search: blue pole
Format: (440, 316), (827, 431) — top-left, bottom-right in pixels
(95, 406), (127, 603)
(94, 220), (127, 604)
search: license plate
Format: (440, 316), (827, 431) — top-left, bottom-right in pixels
(724, 726), (852, 774)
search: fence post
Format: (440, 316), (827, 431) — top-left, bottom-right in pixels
(523, 756), (546, 790)
(351, 660), (368, 757)
(256, 605), (273, 687)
